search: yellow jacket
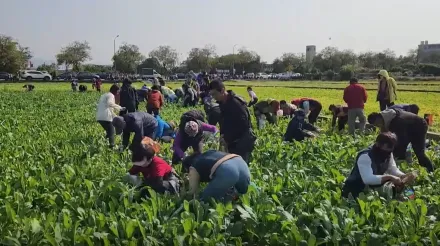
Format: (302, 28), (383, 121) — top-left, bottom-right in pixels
(377, 70), (397, 103)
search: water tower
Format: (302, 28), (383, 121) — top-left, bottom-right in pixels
(306, 45), (316, 63)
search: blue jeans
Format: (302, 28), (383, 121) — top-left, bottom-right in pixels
(200, 157), (251, 202)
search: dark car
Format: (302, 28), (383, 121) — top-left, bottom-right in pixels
(56, 72), (76, 80)
(76, 72), (99, 81)
(176, 73), (186, 80)
(0, 72), (12, 81)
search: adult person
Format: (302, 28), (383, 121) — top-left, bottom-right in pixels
(280, 100), (298, 118)
(376, 70), (397, 111)
(343, 77), (367, 134)
(329, 104), (348, 132)
(79, 85), (87, 92)
(172, 110), (217, 168)
(182, 83), (198, 107)
(253, 99), (281, 129)
(161, 85), (178, 103)
(119, 78), (138, 116)
(199, 77), (210, 100)
(367, 108), (434, 172)
(183, 150), (250, 202)
(291, 98), (322, 125)
(126, 139), (180, 195)
(71, 80), (79, 92)
(247, 86), (258, 107)
(283, 109), (318, 142)
(154, 115), (176, 142)
(23, 84), (35, 92)
(95, 76), (102, 92)
(342, 132), (417, 200)
(203, 95), (222, 126)
(174, 87), (184, 103)
(208, 80), (256, 163)
(112, 112), (158, 150)
(146, 85), (164, 116)
(96, 84), (125, 148)
(389, 104), (420, 115)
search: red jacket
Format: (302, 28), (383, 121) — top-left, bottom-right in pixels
(147, 90), (164, 109)
(343, 83), (367, 109)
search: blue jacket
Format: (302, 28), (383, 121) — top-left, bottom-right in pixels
(154, 115), (176, 139)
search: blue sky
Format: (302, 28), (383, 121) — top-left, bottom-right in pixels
(1, 0), (440, 66)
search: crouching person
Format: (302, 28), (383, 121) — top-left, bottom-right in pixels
(342, 132), (417, 200)
(283, 109), (318, 142)
(184, 150), (250, 202)
(253, 99), (280, 129)
(126, 138), (180, 197)
(172, 110), (217, 168)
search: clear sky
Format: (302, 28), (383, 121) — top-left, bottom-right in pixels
(1, 0), (440, 65)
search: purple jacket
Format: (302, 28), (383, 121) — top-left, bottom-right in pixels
(172, 123), (217, 159)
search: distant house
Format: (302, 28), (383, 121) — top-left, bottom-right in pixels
(418, 40), (440, 62)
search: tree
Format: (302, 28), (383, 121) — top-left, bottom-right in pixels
(112, 43), (145, 74)
(37, 63), (57, 73)
(184, 45), (217, 72)
(280, 53), (306, 73)
(149, 46), (178, 75)
(272, 58), (285, 73)
(82, 64), (112, 73)
(56, 41), (91, 71)
(0, 35), (32, 73)
(137, 57), (163, 74)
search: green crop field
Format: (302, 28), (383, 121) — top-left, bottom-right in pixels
(1, 82), (440, 245)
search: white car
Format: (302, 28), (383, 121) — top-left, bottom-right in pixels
(256, 73), (269, 79)
(20, 70), (52, 81)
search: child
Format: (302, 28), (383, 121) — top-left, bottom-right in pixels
(247, 87), (258, 107)
(126, 137), (180, 196)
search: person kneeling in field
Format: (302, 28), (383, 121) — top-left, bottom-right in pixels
(184, 150), (250, 202)
(126, 138), (180, 196)
(329, 104), (349, 132)
(153, 115), (176, 142)
(253, 99), (280, 129)
(388, 104), (420, 115)
(342, 132), (417, 200)
(291, 97), (322, 125)
(23, 84), (35, 92)
(367, 108), (434, 172)
(280, 100), (298, 118)
(283, 109), (319, 142)
(112, 112), (158, 150)
(173, 110), (217, 169)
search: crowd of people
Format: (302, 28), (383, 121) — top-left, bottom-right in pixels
(91, 69), (435, 202)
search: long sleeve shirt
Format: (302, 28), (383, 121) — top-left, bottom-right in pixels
(172, 123), (217, 159)
(96, 92), (122, 122)
(357, 153), (404, 185)
(122, 113), (158, 148)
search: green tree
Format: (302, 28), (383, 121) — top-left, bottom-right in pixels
(0, 35), (32, 73)
(149, 46), (178, 75)
(82, 64), (112, 73)
(56, 41), (91, 72)
(137, 57), (163, 74)
(184, 45), (217, 72)
(37, 63), (57, 73)
(112, 43), (144, 74)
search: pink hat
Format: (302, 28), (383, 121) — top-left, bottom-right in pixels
(185, 121), (199, 137)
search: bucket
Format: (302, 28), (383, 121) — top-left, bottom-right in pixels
(424, 114), (433, 126)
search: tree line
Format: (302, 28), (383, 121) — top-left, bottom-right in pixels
(2, 34), (440, 79)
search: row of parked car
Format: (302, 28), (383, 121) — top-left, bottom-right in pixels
(0, 70), (135, 82)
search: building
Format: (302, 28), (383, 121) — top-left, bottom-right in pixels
(306, 45), (316, 63)
(418, 40), (440, 62)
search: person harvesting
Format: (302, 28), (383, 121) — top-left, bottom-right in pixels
(96, 84), (125, 148)
(343, 78), (367, 134)
(376, 70), (397, 110)
(146, 85), (164, 116)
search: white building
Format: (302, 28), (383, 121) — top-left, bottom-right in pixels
(418, 40), (440, 62)
(306, 45), (316, 63)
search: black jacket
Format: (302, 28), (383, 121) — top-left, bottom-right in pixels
(284, 116), (317, 142)
(120, 84), (138, 112)
(218, 91), (252, 144)
(122, 112), (158, 148)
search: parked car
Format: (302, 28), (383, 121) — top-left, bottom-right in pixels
(279, 73), (292, 81)
(76, 72), (99, 81)
(56, 72), (76, 80)
(245, 73), (255, 79)
(176, 73), (186, 80)
(269, 73), (278, 79)
(0, 72), (12, 81)
(20, 70), (52, 81)
(256, 73), (269, 80)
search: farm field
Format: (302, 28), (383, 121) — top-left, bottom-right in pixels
(0, 83), (440, 245)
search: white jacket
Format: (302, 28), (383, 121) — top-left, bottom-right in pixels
(96, 92), (122, 122)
